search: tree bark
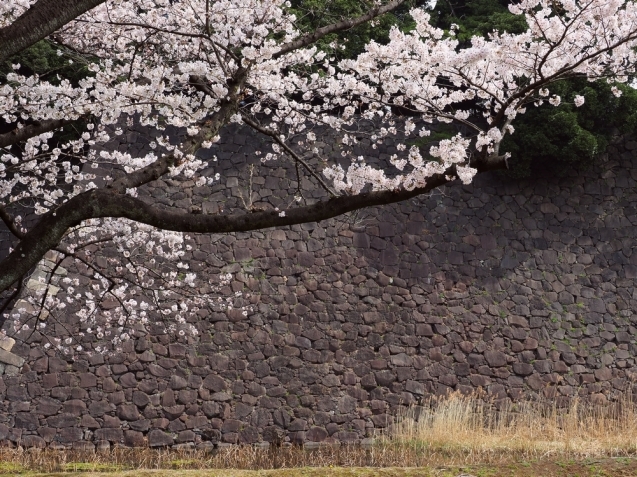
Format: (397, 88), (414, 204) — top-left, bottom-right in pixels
(0, 0), (106, 63)
(0, 119), (70, 148)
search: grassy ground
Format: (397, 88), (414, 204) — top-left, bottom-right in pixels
(18, 459), (637, 477)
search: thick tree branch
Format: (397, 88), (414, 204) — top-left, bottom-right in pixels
(0, 0), (107, 63)
(107, 153), (178, 193)
(273, 0), (407, 59)
(0, 153), (507, 295)
(0, 119), (70, 149)
(474, 153), (509, 171)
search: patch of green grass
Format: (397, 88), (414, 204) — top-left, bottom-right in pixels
(61, 463), (126, 472)
(169, 460), (199, 469)
(19, 460), (637, 477)
(0, 462), (26, 474)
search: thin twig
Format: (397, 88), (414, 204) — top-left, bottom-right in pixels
(273, 0), (407, 59)
(242, 116), (337, 197)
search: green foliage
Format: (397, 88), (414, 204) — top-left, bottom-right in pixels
(501, 79), (637, 178)
(428, 0), (637, 178)
(0, 41), (95, 168)
(430, 0), (527, 42)
(0, 462), (26, 474)
(62, 462), (126, 472)
(288, 0), (423, 59)
(407, 123), (458, 151)
(0, 40), (93, 86)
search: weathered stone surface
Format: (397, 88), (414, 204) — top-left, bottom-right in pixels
(148, 430), (174, 447)
(595, 368), (613, 381)
(94, 428), (124, 442)
(211, 392), (232, 402)
(202, 374), (226, 391)
(306, 426), (328, 442)
(7, 385), (28, 401)
(120, 373), (138, 388)
(170, 375), (188, 390)
(81, 415), (100, 429)
(48, 357), (69, 373)
(163, 405), (185, 420)
(513, 363), (534, 376)
(88, 400), (113, 417)
(124, 430), (146, 447)
(37, 397), (62, 416)
(0, 337), (15, 352)
(239, 426), (259, 444)
(374, 371), (396, 387)
(4, 129), (637, 450)
(22, 435), (46, 448)
(79, 373), (97, 388)
(484, 351), (507, 368)
(57, 428), (84, 443)
(47, 413), (79, 428)
(63, 399), (86, 416)
(133, 391), (151, 407)
(15, 413), (39, 430)
(117, 404), (141, 421)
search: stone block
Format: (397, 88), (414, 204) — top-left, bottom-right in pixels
(0, 337), (15, 352)
(56, 427), (84, 443)
(484, 350), (507, 368)
(124, 430), (146, 447)
(148, 429), (173, 447)
(0, 349), (24, 367)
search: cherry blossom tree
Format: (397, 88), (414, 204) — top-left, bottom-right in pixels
(0, 0), (636, 353)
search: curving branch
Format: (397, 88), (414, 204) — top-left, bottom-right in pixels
(0, 119), (71, 149)
(0, 0), (107, 63)
(273, 0), (407, 59)
(0, 153), (507, 295)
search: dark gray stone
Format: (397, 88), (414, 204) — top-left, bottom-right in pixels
(148, 430), (174, 447)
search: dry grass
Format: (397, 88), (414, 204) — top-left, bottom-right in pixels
(0, 446), (431, 473)
(2, 393), (637, 474)
(0, 469), (466, 477)
(386, 391), (637, 464)
(17, 463), (637, 477)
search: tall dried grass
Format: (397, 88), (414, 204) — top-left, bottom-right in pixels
(385, 391), (637, 464)
(1, 393), (637, 472)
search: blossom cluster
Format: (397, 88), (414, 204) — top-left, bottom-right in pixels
(6, 220), (252, 357)
(319, 0), (637, 192)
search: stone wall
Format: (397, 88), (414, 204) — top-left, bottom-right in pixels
(2, 123), (637, 449)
